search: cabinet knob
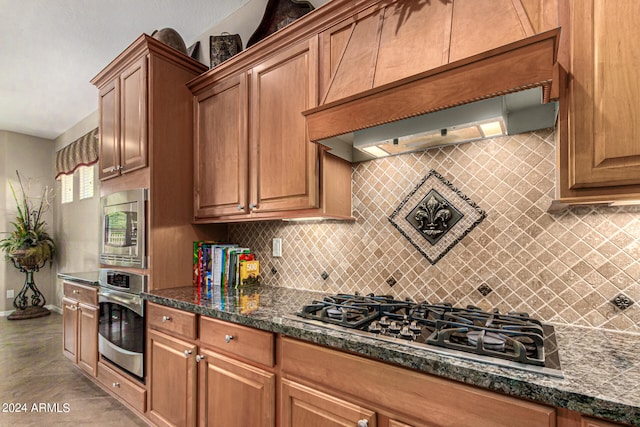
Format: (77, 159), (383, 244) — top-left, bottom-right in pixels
(237, 204), (244, 211)
(357, 420), (368, 427)
(249, 203), (257, 210)
(162, 315), (171, 323)
(224, 334), (234, 343)
(72, 289), (79, 294)
(196, 355), (205, 363)
(112, 382), (120, 388)
(184, 350), (192, 357)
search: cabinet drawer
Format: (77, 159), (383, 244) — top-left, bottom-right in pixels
(63, 282), (98, 306)
(96, 361), (146, 413)
(281, 337), (555, 427)
(147, 302), (197, 339)
(200, 316), (274, 367)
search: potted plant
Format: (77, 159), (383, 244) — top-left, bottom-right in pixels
(1, 171), (56, 319)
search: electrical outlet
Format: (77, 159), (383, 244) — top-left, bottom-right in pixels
(272, 238), (282, 257)
(7, 290), (14, 299)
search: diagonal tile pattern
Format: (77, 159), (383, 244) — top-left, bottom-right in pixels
(230, 129), (640, 332)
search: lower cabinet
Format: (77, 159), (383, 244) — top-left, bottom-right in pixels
(146, 302), (276, 427)
(280, 378), (376, 427)
(198, 349), (275, 427)
(280, 337), (556, 427)
(147, 328), (198, 427)
(145, 303), (630, 427)
(62, 282), (98, 377)
(96, 360), (147, 414)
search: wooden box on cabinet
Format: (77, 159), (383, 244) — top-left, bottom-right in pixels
(62, 282), (98, 377)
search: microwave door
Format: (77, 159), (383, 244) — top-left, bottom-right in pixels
(104, 210), (137, 250)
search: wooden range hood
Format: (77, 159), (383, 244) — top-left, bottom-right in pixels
(303, 0), (562, 143)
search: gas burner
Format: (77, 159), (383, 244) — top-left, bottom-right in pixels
(294, 292), (562, 377)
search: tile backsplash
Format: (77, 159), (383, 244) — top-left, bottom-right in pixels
(230, 129), (640, 332)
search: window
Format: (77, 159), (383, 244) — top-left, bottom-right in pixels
(79, 165), (94, 200)
(60, 174), (73, 204)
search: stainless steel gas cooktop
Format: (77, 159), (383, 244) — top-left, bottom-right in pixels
(292, 293), (563, 378)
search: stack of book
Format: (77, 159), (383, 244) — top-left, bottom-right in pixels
(193, 242), (261, 299)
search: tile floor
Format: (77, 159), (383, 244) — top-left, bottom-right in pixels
(0, 312), (147, 426)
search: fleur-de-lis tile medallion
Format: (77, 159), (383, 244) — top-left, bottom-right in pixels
(407, 190), (463, 245)
(389, 170), (486, 264)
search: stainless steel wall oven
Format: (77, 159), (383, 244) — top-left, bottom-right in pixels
(98, 269), (147, 380)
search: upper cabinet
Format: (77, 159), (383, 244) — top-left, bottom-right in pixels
(557, 0), (640, 203)
(95, 53), (148, 180)
(190, 36), (352, 223)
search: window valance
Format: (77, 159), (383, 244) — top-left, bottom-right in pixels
(55, 128), (99, 179)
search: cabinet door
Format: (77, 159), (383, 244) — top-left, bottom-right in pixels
(148, 329), (197, 427)
(581, 417), (625, 427)
(119, 55), (148, 175)
(568, 0), (640, 189)
(250, 37), (319, 213)
(280, 378), (376, 427)
(62, 298), (78, 362)
(98, 79), (120, 180)
(77, 303), (98, 377)
(198, 349), (275, 427)
(194, 72), (249, 219)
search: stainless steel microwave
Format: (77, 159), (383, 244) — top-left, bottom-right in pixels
(99, 188), (147, 268)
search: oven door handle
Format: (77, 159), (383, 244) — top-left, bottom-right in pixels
(98, 291), (144, 317)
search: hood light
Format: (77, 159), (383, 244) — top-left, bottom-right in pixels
(355, 117), (506, 159)
(361, 145), (391, 158)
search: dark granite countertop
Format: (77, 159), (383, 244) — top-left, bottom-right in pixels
(143, 285), (640, 426)
(57, 271), (100, 287)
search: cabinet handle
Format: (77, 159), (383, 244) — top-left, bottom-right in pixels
(65, 305), (77, 311)
(162, 315), (171, 323)
(249, 203), (257, 210)
(357, 420), (368, 427)
(237, 204), (244, 210)
(196, 355), (205, 363)
(112, 382), (120, 388)
(72, 289), (79, 294)
(224, 334), (234, 343)
(184, 350), (192, 357)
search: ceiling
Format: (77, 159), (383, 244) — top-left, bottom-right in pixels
(0, 0), (251, 140)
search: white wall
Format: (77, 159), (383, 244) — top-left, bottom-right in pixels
(52, 110), (100, 308)
(0, 131), (55, 314)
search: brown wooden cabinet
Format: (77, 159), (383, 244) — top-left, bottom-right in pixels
(280, 378), (376, 427)
(147, 328), (198, 427)
(146, 302), (276, 427)
(281, 337), (556, 427)
(61, 282), (98, 377)
(557, 408), (632, 427)
(557, 0), (640, 203)
(191, 36), (352, 223)
(249, 38), (319, 215)
(97, 55), (147, 180)
(194, 72), (249, 218)
(198, 349), (275, 427)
